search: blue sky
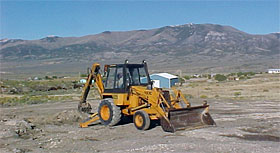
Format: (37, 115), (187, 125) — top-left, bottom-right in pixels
(1, 0), (279, 40)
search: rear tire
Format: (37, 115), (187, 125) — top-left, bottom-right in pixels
(133, 110), (150, 130)
(98, 98), (121, 126)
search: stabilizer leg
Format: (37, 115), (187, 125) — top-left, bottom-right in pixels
(79, 113), (100, 128)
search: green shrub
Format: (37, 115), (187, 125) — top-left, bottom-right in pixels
(200, 95), (208, 99)
(237, 72), (243, 77)
(239, 76), (245, 80)
(234, 92), (241, 97)
(179, 78), (185, 83)
(237, 72), (255, 77)
(214, 74), (227, 82)
(80, 74), (88, 77)
(247, 72), (256, 76)
(45, 76), (51, 80)
(228, 73), (236, 76)
(183, 75), (190, 80)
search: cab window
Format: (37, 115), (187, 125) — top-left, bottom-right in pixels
(105, 67), (116, 89)
(126, 66), (148, 85)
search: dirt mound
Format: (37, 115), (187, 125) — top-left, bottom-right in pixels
(14, 120), (35, 137)
(36, 110), (88, 125)
(1, 119), (43, 140)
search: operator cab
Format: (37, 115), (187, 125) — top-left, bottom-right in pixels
(104, 61), (151, 93)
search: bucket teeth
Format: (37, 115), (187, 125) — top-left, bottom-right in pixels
(160, 117), (175, 133)
(78, 103), (92, 114)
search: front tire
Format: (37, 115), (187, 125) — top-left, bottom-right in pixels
(133, 110), (150, 130)
(98, 98), (121, 126)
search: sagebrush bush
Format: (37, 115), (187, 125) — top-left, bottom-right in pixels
(200, 95), (208, 99)
(234, 92), (241, 97)
(215, 74), (227, 82)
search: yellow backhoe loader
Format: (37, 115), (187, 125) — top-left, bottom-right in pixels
(78, 60), (215, 132)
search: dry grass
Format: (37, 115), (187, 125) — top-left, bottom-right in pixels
(177, 74), (280, 101)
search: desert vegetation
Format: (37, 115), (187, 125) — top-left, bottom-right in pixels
(0, 78), (99, 106)
(177, 73), (279, 101)
(0, 72), (279, 153)
(1, 73), (279, 107)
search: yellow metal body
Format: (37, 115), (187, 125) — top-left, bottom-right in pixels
(102, 85), (190, 120)
(79, 63), (205, 129)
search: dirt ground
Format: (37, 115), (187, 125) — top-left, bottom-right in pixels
(0, 98), (279, 153)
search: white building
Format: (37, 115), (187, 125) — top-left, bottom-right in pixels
(79, 79), (94, 84)
(268, 69), (280, 74)
(141, 73), (179, 88)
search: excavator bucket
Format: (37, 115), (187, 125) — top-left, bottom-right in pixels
(161, 105), (216, 132)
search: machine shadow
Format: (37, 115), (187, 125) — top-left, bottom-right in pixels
(116, 116), (161, 130)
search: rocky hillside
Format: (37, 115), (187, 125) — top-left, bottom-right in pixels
(1, 23), (279, 73)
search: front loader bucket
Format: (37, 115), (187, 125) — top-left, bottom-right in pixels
(161, 105), (216, 132)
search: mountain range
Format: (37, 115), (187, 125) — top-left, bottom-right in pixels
(1, 23), (279, 75)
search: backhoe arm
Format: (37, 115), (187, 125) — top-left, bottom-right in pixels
(78, 63), (104, 113)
